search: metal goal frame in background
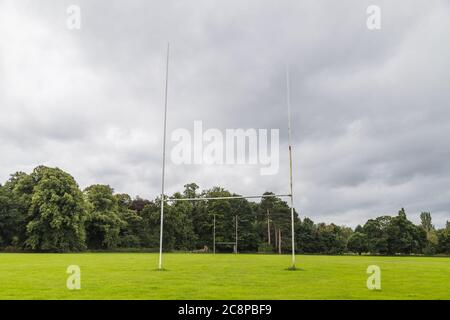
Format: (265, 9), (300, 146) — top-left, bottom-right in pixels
(158, 44), (297, 270)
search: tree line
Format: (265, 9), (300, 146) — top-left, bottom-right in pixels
(0, 166), (449, 255)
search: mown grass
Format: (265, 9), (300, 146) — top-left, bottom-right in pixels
(0, 253), (448, 299)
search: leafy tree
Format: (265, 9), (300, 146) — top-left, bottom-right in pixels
(347, 232), (368, 255)
(260, 194), (298, 253)
(363, 216), (391, 254)
(168, 194), (198, 250)
(420, 212), (434, 232)
(0, 172), (36, 247)
(182, 183), (212, 249)
(137, 200), (161, 248)
(1, 166), (447, 256)
(0, 179), (26, 247)
(315, 223), (347, 254)
(437, 222), (450, 254)
(230, 197), (258, 252)
(296, 217), (319, 253)
(420, 212), (438, 255)
(138, 195), (196, 251)
(25, 166), (87, 252)
(203, 187), (234, 252)
(385, 208), (426, 254)
(115, 193), (142, 248)
(258, 192), (276, 247)
(84, 185), (125, 249)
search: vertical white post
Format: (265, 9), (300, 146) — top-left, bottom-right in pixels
(235, 215), (238, 254)
(158, 43), (170, 270)
(286, 66), (296, 269)
(213, 214), (216, 254)
(275, 226), (278, 250)
(279, 229), (282, 254)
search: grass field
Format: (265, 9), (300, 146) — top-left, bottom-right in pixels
(0, 253), (449, 299)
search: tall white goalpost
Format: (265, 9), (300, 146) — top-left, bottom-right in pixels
(158, 43), (170, 270)
(158, 44), (297, 270)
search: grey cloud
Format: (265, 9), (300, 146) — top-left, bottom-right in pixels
(0, 0), (449, 227)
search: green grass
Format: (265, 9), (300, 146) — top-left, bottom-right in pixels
(0, 253), (449, 299)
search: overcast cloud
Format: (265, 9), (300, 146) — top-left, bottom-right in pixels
(1, 0), (449, 227)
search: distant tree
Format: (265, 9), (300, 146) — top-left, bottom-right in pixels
(130, 196), (151, 213)
(2, 165), (448, 256)
(347, 232), (368, 255)
(362, 216), (391, 254)
(203, 187), (234, 251)
(183, 183), (199, 199)
(296, 217), (318, 253)
(0, 178), (27, 247)
(230, 197), (258, 252)
(84, 185), (125, 249)
(115, 193), (142, 247)
(137, 201), (161, 248)
(0, 172), (36, 247)
(167, 191), (198, 250)
(420, 212), (433, 232)
(340, 226), (353, 245)
(315, 223), (347, 254)
(258, 193), (298, 253)
(385, 208), (426, 254)
(420, 212), (438, 255)
(437, 222), (450, 254)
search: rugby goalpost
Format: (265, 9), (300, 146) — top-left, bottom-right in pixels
(158, 43), (297, 270)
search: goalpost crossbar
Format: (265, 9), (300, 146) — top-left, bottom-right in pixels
(164, 194), (292, 202)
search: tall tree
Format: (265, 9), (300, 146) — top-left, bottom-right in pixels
(0, 172), (35, 247)
(25, 166), (87, 252)
(0, 174), (30, 247)
(363, 216), (391, 254)
(385, 208), (426, 254)
(229, 197), (258, 252)
(168, 193), (198, 250)
(84, 185), (125, 249)
(420, 212), (438, 254)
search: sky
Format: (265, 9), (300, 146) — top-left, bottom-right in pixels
(1, 0), (449, 227)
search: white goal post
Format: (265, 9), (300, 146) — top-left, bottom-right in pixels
(158, 44), (297, 270)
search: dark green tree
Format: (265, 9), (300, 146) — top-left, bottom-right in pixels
(25, 166), (87, 252)
(296, 217), (318, 253)
(385, 208), (426, 254)
(115, 193), (142, 248)
(137, 200), (161, 248)
(0, 174), (31, 248)
(362, 216), (391, 254)
(84, 185), (125, 249)
(347, 232), (368, 255)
